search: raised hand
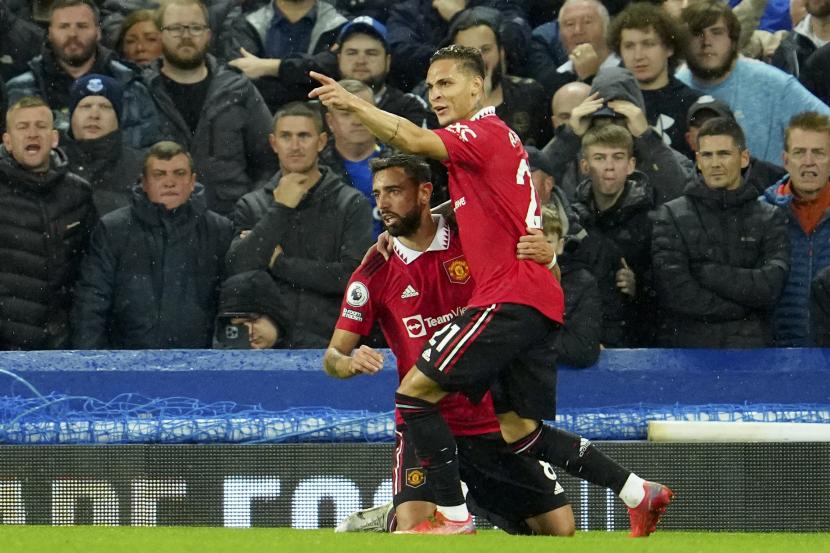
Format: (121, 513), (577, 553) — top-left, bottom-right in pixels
(309, 71), (357, 112)
(569, 92), (604, 137)
(228, 47), (280, 79)
(608, 99), (649, 138)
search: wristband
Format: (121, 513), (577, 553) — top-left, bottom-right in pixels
(546, 252), (558, 270)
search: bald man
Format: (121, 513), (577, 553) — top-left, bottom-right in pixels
(552, 81), (591, 130)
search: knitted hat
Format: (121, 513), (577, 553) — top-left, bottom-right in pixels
(68, 74), (124, 122)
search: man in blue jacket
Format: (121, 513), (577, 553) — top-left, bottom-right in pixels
(763, 111), (830, 346)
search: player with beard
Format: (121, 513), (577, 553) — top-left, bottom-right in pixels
(144, 0), (275, 215)
(448, 7), (550, 147)
(5, 0), (159, 149)
(676, 0), (830, 165)
(325, 154), (575, 536)
(310, 45), (673, 536)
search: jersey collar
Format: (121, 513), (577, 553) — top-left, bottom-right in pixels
(470, 106), (496, 121)
(392, 215), (451, 265)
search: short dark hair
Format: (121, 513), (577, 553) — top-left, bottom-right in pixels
(273, 101), (324, 134)
(49, 0), (100, 25)
(697, 116), (746, 151)
(143, 141), (194, 175)
(450, 10), (503, 49)
(117, 9), (159, 55)
(156, 0), (210, 29)
(607, 2), (687, 74)
(370, 154), (432, 184)
(429, 45), (486, 79)
(682, 0), (740, 45)
(785, 111), (830, 151)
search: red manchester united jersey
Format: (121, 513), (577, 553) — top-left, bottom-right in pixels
(335, 216), (500, 436)
(433, 107), (565, 323)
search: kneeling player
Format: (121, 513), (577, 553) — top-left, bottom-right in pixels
(324, 154), (574, 534)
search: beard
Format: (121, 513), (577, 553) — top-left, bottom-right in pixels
(163, 39), (208, 70)
(808, 0), (830, 17)
(56, 38), (97, 67)
(384, 207), (422, 237)
(362, 73), (386, 93)
(484, 62), (503, 97)
(686, 45), (738, 81)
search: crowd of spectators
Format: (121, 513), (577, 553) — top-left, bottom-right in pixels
(2, 0), (830, 358)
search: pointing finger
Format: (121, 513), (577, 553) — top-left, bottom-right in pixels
(309, 71), (334, 85)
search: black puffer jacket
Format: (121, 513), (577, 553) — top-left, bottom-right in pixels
(61, 128), (144, 216)
(572, 171), (657, 347)
(226, 167), (373, 348)
(71, 184), (233, 349)
(0, 0), (43, 83)
(0, 146), (96, 349)
(557, 254), (601, 367)
(651, 177), (790, 348)
(144, 55), (276, 215)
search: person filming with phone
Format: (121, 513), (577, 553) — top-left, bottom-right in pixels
(213, 270), (286, 350)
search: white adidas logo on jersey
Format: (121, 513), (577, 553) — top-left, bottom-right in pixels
(401, 285), (419, 299)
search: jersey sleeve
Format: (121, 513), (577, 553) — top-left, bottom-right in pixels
(334, 258), (381, 336)
(433, 119), (490, 167)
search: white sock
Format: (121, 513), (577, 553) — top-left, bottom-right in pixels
(436, 504), (469, 521)
(619, 473), (646, 508)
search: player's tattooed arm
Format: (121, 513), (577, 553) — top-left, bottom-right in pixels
(324, 330), (384, 379)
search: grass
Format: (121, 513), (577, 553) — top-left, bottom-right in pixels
(2, 528), (829, 553)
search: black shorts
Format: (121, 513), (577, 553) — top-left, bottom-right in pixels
(415, 303), (560, 420)
(392, 428), (569, 530)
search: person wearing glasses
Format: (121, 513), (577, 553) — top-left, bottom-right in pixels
(144, 0), (277, 215)
(5, 0), (160, 149)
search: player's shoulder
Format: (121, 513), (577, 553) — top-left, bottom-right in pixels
(354, 248), (390, 283)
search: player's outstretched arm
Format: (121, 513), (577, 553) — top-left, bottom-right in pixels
(324, 329), (384, 379)
(309, 71), (448, 161)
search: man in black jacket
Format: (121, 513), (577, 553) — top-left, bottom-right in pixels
(572, 123), (657, 347)
(62, 73), (143, 215)
(0, 96), (96, 349)
(72, 141), (234, 349)
(145, 0), (275, 216)
(651, 117), (790, 348)
(226, 101), (373, 348)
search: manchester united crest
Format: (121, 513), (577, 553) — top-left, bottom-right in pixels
(443, 256), (470, 284)
(406, 468), (426, 488)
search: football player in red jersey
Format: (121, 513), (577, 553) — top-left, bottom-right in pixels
(310, 45), (672, 537)
(324, 154), (575, 536)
